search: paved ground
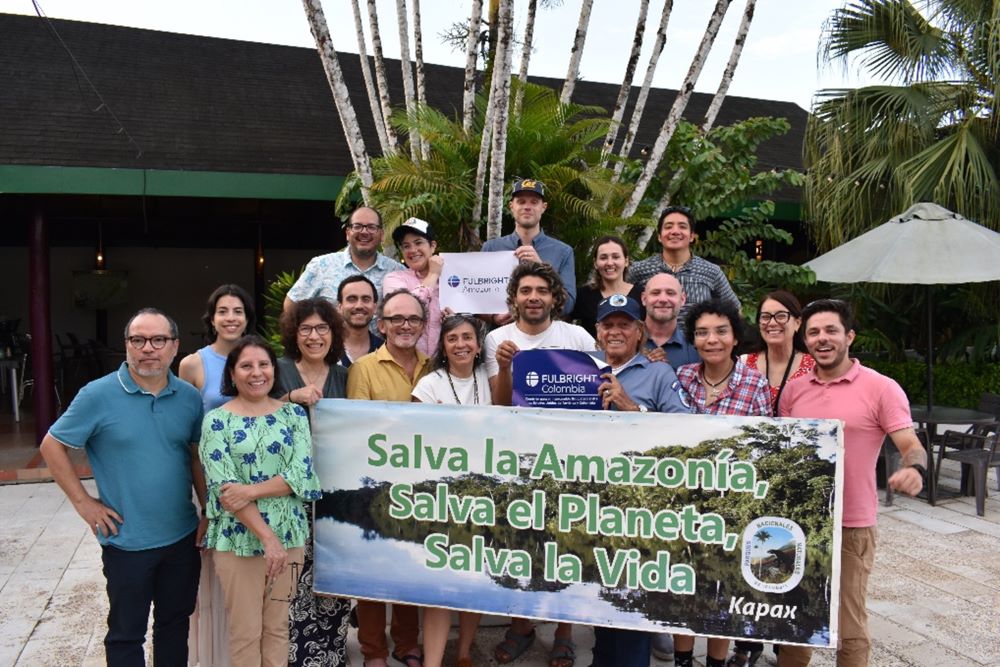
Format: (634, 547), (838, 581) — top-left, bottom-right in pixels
(2, 465), (998, 667)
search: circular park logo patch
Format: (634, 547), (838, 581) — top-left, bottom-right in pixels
(525, 371), (540, 387)
(740, 517), (806, 593)
(447, 275), (461, 288)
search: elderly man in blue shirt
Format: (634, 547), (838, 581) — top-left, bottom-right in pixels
(482, 178), (577, 324)
(587, 294), (691, 667)
(40, 308), (205, 666)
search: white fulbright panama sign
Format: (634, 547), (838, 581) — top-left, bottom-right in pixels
(439, 251), (520, 314)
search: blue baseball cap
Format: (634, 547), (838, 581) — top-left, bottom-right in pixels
(511, 178), (546, 199)
(596, 294), (642, 322)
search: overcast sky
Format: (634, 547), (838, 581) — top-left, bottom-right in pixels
(1, 0), (876, 110)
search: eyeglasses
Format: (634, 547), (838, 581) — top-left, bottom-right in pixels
(759, 311), (792, 324)
(382, 315), (426, 327)
(126, 336), (176, 350)
(345, 223), (381, 233)
(298, 324), (331, 337)
(693, 326), (732, 339)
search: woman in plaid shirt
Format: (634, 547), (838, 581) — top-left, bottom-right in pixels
(672, 299), (771, 667)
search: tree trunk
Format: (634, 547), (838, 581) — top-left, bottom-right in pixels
(486, 0), (514, 240)
(367, 0), (399, 151)
(600, 0), (649, 167)
(412, 0), (431, 160)
(612, 0), (673, 182)
(621, 0), (733, 220)
(648, 0), (758, 233)
(395, 0), (422, 162)
(513, 0), (538, 115)
(559, 0), (594, 106)
(702, 0), (756, 133)
(350, 0), (390, 154)
(302, 0), (373, 201)
(462, 0), (485, 134)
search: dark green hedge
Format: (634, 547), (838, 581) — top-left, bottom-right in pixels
(864, 360), (1000, 409)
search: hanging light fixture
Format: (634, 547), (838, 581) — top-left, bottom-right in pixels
(95, 222), (106, 269)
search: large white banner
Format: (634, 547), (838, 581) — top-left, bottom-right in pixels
(439, 251), (519, 314)
(312, 400), (845, 647)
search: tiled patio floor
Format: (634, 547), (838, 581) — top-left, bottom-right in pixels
(2, 459), (998, 666)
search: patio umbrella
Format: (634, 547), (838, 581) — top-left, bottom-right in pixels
(803, 202), (1000, 410)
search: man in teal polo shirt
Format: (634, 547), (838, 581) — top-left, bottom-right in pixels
(40, 308), (205, 666)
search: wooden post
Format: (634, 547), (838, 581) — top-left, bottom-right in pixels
(28, 210), (56, 443)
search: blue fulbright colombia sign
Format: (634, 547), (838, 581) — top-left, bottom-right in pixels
(512, 349), (609, 409)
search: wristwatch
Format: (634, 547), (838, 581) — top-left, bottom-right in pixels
(637, 404), (648, 413)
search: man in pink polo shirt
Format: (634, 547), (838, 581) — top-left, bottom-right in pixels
(776, 298), (925, 667)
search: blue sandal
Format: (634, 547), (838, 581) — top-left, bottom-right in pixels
(494, 628), (536, 664)
(549, 637), (576, 667)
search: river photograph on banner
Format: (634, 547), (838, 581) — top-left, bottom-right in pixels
(311, 400), (844, 647)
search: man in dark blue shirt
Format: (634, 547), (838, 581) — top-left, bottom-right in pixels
(642, 273), (699, 370)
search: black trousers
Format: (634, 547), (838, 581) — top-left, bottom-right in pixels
(591, 627), (652, 667)
(101, 530), (200, 667)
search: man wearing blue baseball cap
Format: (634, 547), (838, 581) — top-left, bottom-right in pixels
(588, 294), (690, 667)
(482, 178), (577, 323)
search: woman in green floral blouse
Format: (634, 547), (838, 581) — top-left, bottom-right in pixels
(199, 335), (322, 666)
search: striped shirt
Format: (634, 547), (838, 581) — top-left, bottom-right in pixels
(627, 254), (740, 328)
(676, 360), (771, 417)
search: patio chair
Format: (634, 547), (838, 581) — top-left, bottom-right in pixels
(934, 424), (1000, 516)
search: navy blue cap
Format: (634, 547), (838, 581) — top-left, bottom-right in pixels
(511, 178), (546, 199)
(596, 294), (642, 322)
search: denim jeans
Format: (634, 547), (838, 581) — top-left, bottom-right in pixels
(592, 626), (652, 667)
(102, 530), (200, 666)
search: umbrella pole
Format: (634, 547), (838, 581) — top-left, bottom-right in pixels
(926, 285), (933, 412)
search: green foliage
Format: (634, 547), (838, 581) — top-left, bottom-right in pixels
(625, 116), (812, 308)
(336, 82), (639, 259)
(864, 359), (1000, 409)
(262, 269), (300, 357)
(805, 0), (1000, 342)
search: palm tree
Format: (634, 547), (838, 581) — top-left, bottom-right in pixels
(366, 0), (399, 151)
(754, 529), (771, 578)
(461, 0), (485, 134)
(485, 0), (515, 239)
(394, 0), (423, 162)
(620, 0), (734, 220)
(350, 0), (391, 154)
(335, 83), (634, 254)
(559, 0), (594, 105)
(513, 0), (539, 115)
(600, 0), (650, 167)
(805, 0), (1000, 251)
(302, 0), (373, 200)
(611, 0), (674, 182)
(701, 0), (757, 133)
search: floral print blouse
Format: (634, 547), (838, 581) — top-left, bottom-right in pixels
(199, 402), (322, 557)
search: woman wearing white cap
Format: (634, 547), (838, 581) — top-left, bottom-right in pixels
(384, 218), (445, 356)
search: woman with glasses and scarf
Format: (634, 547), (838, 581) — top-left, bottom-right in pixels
(411, 314), (493, 667)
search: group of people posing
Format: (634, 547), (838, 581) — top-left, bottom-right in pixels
(40, 177), (928, 667)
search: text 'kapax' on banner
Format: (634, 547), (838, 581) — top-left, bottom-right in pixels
(311, 400), (844, 647)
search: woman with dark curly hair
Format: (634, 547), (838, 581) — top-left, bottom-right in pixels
(672, 299), (770, 667)
(273, 297), (351, 666)
(275, 297), (347, 408)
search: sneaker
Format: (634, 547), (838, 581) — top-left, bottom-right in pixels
(651, 633), (674, 661)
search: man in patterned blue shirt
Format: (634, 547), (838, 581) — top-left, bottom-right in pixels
(284, 206), (404, 312)
(628, 205), (740, 329)
(482, 178), (577, 323)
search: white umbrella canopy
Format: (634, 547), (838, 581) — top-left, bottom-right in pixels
(803, 202), (1000, 410)
(804, 202), (1000, 284)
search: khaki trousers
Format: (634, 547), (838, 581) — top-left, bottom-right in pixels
(214, 547), (304, 667)
(356, 600), (420, 660)
(779, 526), (877, 667)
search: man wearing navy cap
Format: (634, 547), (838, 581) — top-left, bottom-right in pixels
(482, 178), (577, 323)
